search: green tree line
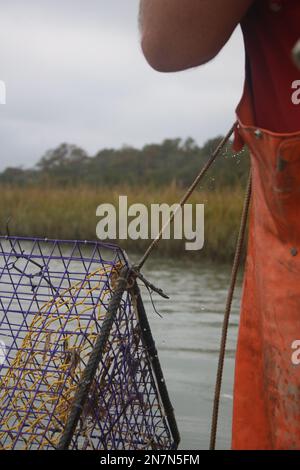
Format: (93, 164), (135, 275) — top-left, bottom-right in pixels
(0, 136), (250, 189)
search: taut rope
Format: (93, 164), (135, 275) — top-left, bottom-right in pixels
(209, 172), (252, 450)
(135, 122), (237, 271)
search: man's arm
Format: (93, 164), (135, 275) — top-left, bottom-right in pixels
(139, 0), (254, 72)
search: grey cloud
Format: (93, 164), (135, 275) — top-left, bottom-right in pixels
(0, 1), (245, 169)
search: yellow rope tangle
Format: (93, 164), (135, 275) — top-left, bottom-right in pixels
(0, 263), (119, 450)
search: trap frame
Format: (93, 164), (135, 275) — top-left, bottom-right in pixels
(0, 236), (179, 450)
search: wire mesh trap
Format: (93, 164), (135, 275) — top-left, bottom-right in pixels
(0, 236), (179, 450)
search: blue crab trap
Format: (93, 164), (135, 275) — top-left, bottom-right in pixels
(0, 236), (179, 450)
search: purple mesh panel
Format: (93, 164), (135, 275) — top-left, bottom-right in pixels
(0, 237), (175, 450)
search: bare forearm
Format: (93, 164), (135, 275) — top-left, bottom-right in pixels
(139, 0), (253, 72)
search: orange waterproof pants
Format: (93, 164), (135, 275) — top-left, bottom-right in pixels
(232, 122), (300, 450)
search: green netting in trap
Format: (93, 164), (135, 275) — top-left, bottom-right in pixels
(0, 236), (179, 450)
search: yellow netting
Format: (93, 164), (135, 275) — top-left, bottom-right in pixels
(0, 264), (117, 450)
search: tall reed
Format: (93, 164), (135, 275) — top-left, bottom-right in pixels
(0, 184), (247, 262)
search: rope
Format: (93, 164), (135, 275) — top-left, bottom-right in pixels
(209, 172), (252, 450)
(135, 122), (237, 271)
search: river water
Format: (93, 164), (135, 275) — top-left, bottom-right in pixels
(138, 257), (243, 450)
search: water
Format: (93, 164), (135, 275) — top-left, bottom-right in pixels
(138, 257), (242, 450)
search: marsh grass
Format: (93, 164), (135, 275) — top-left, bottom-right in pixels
(0, 184), (247, 262)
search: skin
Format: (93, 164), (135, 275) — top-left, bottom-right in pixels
(139, 0), (254, 72)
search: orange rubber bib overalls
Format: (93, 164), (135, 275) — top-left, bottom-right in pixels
(232, 0), (300, 449)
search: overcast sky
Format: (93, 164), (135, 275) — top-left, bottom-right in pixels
(0, 1), (246, 170)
